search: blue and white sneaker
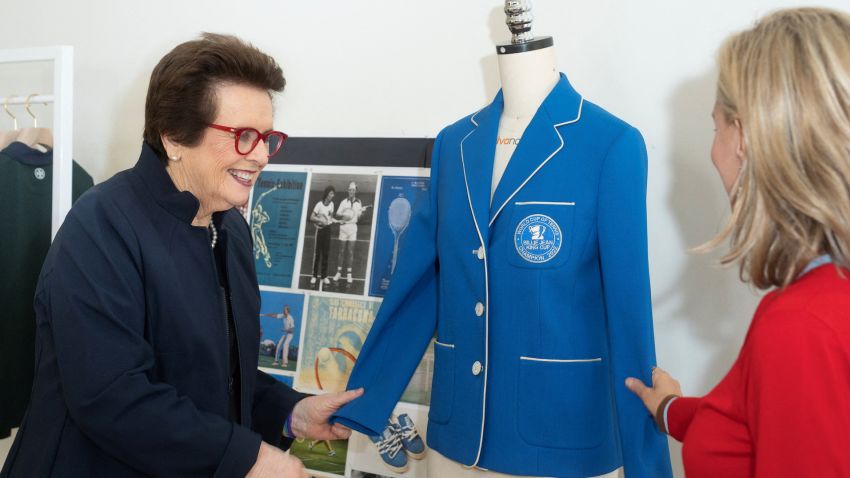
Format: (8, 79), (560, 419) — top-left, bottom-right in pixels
(369, 423), (409, 473)
(394, 413), (426, 459)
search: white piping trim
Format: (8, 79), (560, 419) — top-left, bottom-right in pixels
(469, 106), (485, 127)
(434, 340), (455, 349)
(459, 123), (490, 468)
(488, 97), (584, 228)
(519, 356), (602, 363)
(514, 201), (576, 206)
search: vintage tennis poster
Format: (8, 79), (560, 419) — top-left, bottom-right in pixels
(295, 296), (380, 393)
(368, 176), (431, 298)
(257, 290), (305, 373)
(250, 171), (308, 288)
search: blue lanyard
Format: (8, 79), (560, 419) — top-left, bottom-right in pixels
(801, 254), (833, 276)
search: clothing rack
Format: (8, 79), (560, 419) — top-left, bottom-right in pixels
(0, 46), (74, 238)
(0, 94), (56, 106)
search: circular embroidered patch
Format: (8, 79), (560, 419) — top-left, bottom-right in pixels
(514, 214), (563, 264)
(34, 167), (46, 180)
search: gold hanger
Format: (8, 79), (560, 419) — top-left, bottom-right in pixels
(3, 94), (19, 130)
(25, 94), (41, 128)
(17, 93), (53, 150)
(0, 94), (21, 149)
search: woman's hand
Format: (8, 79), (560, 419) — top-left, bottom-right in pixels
(290, 388), (364, 440)
(625, 367), (683, 415)
(246, 442), (308, 478)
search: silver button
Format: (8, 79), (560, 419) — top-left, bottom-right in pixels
(476, 246), (485, 260)
(472, 361), (483, 376)
(474, 302), (484, 317)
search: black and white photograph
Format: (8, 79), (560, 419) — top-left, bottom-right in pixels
(297, 173), (378, 296)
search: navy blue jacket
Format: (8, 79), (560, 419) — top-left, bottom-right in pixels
(1, 144), (305, 477)
(333, 74), (672, 477)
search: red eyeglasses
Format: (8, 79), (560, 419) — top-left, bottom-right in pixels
(208, 124), (288, 157)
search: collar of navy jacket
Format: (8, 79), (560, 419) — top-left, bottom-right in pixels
(460, 72), (583, 247)
(134, 142), (251, 247)
(136, 142), (205, 224)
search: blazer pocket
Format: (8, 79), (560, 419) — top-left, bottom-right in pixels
(428, 340), (455, 424)
(516, 356), (610, 449)
(508, 202), (576, 269)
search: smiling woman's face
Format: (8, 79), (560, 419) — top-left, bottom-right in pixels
(166, 82), (273, 221)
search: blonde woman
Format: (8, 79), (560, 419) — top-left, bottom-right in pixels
(626, 8), (850, 476)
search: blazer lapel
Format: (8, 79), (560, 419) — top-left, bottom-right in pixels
(489, 74), (584, 227)
(460, 93), (503, 247)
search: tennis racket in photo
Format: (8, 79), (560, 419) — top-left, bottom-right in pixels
(387, 196), (412, 273)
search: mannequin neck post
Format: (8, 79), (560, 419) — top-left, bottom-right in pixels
(497, 44), (560, 120)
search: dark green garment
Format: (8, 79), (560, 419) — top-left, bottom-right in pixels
(0, 141), (93, 438)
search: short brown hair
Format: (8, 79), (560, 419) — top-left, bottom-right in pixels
(143, 32), (285, 162)
(703, 8), (850, 288)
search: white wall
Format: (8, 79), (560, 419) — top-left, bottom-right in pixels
(2, 1), (847, 475)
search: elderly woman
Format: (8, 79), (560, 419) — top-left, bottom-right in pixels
(1, 34), (360, 477)
(627, 8), (850, 476)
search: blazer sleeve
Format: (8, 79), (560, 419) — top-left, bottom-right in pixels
(43, 197), (261, 478)
(330, 132), (444, 436)
(597, 126), (673, 477)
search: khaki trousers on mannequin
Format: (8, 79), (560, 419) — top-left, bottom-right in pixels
(427, 450), (622, 478)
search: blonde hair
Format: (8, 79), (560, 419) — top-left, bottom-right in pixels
(704, 7), (850, 289)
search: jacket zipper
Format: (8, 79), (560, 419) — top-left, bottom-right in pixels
(228, 290), (242, 423)
(210, 223), (242, 422)
(220, 244), (242, 422)
(208, 231), (235, 419)
(219, 289), (231, 393)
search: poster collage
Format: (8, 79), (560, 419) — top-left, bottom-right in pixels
(248, 164), (433, 478)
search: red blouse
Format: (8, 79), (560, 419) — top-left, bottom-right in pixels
(667, 265), (850, 477)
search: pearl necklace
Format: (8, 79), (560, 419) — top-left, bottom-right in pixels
(209, 222), (218, 248)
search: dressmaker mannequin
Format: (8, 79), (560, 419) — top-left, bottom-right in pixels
(490, 1), (558, 200)
(331, 0), (668, 473)
(491, 43), (558, 199)
(427, 3), (621, 477)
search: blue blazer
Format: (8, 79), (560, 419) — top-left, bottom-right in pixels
(333, 74), (671, 477)
(1, 144), (306, 478)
